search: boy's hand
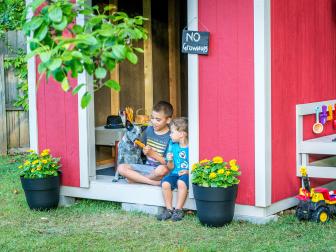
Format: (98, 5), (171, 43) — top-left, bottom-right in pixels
(166, 153), (173, 162)
(178, 170), (189, 176)
(143, 145), (151, 155)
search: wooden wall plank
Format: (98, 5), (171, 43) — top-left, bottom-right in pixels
(6, 111), (19, 148)
(168, 0), (181, 116)
(143, 0), (153, 114)
(0, 55), (7, 154)
(109, 0), (120, 115)
(19, 111), (29, 147)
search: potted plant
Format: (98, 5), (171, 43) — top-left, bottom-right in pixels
(18, 149), (61, 210)
(191, 156), (241, 227)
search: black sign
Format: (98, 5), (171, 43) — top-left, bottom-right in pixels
(181, 30), (209, 55)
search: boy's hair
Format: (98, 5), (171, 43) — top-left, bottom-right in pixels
(153, 101), (173, 117)
(171, 117), (188, 134)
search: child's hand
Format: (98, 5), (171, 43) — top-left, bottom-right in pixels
(166, 153), (173, 162)
(178, 170), (189, 176)
(143, 145), (151, 155)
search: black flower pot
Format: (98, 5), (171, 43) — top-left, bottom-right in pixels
(193, 184), (238, 227)
(20, 175), (60, 210)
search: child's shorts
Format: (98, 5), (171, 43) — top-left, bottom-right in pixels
(161, 174), (189, 190)
(130, 164), (156, 176)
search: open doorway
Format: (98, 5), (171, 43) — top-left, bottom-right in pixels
(93, 0), (188, 178)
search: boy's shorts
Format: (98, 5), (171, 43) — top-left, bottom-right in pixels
(130, 164), (156, 176)
(161, 174), (189, 190)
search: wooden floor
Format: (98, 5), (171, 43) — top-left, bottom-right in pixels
(61, 175), (197, 210)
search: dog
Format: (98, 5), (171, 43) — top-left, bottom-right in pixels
(113, 120), (146, 182)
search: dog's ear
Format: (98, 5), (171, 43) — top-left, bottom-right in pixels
(126, 120), (134, 131)
(140, 125), (147, 132)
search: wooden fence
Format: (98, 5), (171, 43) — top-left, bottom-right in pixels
(0, 31), (29, 154)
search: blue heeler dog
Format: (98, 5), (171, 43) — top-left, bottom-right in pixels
(113, 120), (146, 182)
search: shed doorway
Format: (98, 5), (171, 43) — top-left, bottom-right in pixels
(93, 0), (188, 179)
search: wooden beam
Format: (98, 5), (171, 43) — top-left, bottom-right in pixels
(0, 55), (7, 154)
(109, 0), (120, 115)
(168, 0), (181, 117)
(143, 0), (153, 114)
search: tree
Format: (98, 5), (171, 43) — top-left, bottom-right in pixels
(23, 0), (147, 108)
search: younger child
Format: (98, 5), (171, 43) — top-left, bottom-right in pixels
(157, 117), (189, 221)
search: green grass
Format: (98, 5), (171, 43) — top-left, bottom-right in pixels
(1, 155), (336, 252)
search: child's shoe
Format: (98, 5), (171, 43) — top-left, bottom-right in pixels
(171, 209), (184, 221)
(157, 208), (174, 221)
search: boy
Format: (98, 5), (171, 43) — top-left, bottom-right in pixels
(117, 101), (173, 186)
(157, 117), (189, 221)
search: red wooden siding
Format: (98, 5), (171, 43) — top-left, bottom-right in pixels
(198, 0), (255, 205)
(271, 0), (336, 202)
(37, 59), (80, 187)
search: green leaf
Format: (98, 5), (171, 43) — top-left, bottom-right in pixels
(111, 45), (127, 60)
(81, 92), (92, 108)
(34, 23), (48, 41)
(126, 51), (138, 64)
(95, 67), (107, 79)
(61, 78), (70, 92)
(49, 6), (63, 23)
(133, 47), (144, 53)
(47, 58), (62, 71)
(104, 80), (120, 91)
(76, 34), (98, 45)
(72, 24), (83, 34)
(52, 68), (66, 82)
(38, 63), (47, 73)
(28, 17), (44, 31)
(40, 52), (51, 63)
(71, 51), (83, 58)
(53, 16), (68, 31)
(72, 84), (85, 95)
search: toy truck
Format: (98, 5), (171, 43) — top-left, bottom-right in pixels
(295, 167), (336, 223)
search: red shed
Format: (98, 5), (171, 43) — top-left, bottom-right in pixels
(27, 0), (336, 220)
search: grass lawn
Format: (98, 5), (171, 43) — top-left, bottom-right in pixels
(1, 154), (336, 252)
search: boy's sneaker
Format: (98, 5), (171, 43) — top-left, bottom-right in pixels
(157, 208), (174, 221)
(171, 209), (184, 221)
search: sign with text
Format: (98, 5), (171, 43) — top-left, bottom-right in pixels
(181, 30), (209, 55)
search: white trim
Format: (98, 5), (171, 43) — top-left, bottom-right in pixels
(77, 9), (96, 188)
(26, 0), (38, 152)
(254, 0), (272, 207)
(187, 0), (199, 198)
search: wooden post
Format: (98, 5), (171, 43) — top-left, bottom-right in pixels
(109, 0), (120, 115)
(143, 0), (153, 114)
(168, 0), (181, 117)
(0, 55), (7, 154)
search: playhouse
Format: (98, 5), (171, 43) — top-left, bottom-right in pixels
(27, 0), (336, 219)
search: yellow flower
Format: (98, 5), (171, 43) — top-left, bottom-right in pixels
(32, 160), (39, 165)
(212, 156), (223, 163)
(52, 164), (56, 167)
(31, 168), (35, 172)
(231, 165), (239, 171)
(229, 159), (237, 166)
(226, 170), (231, 176)
(199, 159), (210, 164)
(24, 161), (30, 166)
(300, 166), (307, 176)
(192, 164), (197, 171)
(27, 149), (35, 153)
(18, 165), (23, 169)
(209, 172), (217, 179)
(36, 166), (42, 171)
(41, 152), (48, 157)
(42, 159), (48, 164)
(205, 165), (211, 169)
(218, 169), (225, 174)
(42, 149), (50, 153)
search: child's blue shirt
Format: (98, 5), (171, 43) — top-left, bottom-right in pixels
(166, 141), (189, 175)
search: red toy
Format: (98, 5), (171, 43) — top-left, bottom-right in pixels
(296, 167), (336, 223)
